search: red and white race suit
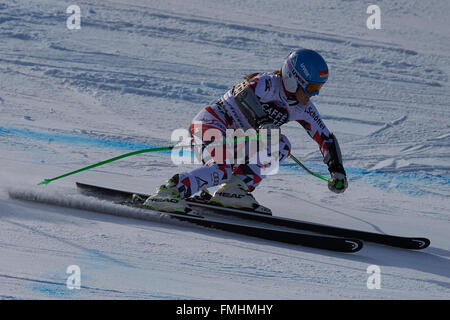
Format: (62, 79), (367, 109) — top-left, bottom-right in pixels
(171, 72), (335, 198)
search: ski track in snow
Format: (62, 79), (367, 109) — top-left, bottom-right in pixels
(0, 0), (449, 299)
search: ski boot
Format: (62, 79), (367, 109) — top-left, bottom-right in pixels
(209, 176), (272, 215)
(143, 180), (196, 215)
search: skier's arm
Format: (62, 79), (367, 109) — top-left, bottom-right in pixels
(294, 104), (348, 193)
(323, 133), (345, 175)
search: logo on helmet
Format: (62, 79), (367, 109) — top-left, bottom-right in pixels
(287, 59), (307, 87)
(300, 63), (310, 78)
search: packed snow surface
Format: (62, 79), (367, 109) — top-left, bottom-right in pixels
(0, 0), (449, 299)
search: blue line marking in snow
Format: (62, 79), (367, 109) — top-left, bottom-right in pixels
(0, 126), (171, 154)
(1, 126), (448, 196)
(281, 162), (450, 196)
(31, 285), (73, 297)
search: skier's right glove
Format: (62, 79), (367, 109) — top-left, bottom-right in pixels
(328, 172), (348, 194)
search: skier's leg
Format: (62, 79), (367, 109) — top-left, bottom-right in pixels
(144, 103), (233, 213)
(167, 163), (232, 199)
(209, 134), (291, 213)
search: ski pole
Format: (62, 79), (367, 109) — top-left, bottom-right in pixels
(288, 154), (331, 183)
(37, 134), (261, 185)
(37, 146), (178, 185)
(38, 135), (333, 186)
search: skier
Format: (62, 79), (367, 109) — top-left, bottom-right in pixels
(144, 49), (348, 214)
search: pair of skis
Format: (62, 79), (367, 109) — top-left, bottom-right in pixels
(75, 182), (430, 254)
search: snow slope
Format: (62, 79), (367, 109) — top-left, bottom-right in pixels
(0, 0), (449, 299)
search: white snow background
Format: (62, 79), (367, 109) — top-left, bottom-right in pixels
(0, 0), (449, 299)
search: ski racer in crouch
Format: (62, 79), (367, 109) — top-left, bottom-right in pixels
(144, 48), (348, 214)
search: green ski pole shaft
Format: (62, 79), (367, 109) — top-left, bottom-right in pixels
(38, 146), (176, 185)
(288, 154), (331, 183)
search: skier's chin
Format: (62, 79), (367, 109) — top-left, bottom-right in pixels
(298, 100), (309, 107)
(294, 89), (310, 106)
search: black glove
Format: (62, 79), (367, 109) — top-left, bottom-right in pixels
(328, 172), (348, 193)
(257, 123), (280, 155)
(323, 133), (348, 193)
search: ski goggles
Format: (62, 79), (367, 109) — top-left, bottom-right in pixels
(302, 82), (324, 97)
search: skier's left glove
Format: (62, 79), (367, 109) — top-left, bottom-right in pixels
(328, 172), (348, 194)
(323, 133), (347, 194)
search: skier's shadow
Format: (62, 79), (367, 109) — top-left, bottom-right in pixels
(289, 195), (450, 284)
